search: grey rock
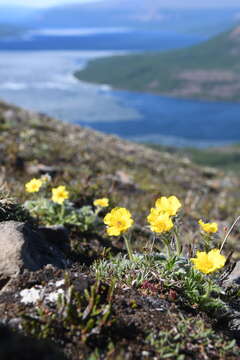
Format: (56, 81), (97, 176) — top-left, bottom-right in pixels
(202, 166), (220, 179)
(115, 170), (134, 185)
(26, 163), (60, 177)
(222, 261), (240, 288)
(0, 221), (68, 278)
(228, 315), (240, 333)
(38, 225), (69, 253)
(0, 275), (11, 291)
(0, 323), (66, 360)
(141, 296), (169, 312)
(218, 309), (240, 338)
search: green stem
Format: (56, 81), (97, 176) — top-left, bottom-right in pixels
(149, 233), (156, 253)
(162, 235), (171, 258)
(123, 234), (134, 262)
(174, 229), (181, 256)
(95, 207), (101, 216)
(205, 277), (212, 297)
(166, 243), (171, 258)
(60, 203), (65, 223)
(203, 235), (210, 252)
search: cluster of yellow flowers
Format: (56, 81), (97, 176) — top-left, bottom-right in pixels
(25, 178), (69, 205)
(147, 196), (182, 233)
(102, 196), (182, 237)
(191, 219), (223, 274)
(102, 195), (227, 275)
(25, 183), (227, 275)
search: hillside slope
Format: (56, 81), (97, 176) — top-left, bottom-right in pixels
(1, 100), (240, 237)
(1, 101), (240, 359)
(75, 26), (240, 102)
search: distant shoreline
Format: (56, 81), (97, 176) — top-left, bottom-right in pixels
(74, 66), (240, 105)
(75, 27), (240, 104)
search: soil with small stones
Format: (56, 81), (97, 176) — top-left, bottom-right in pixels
(0, 262), (238, 360)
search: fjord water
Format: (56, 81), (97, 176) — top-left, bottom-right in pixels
(0, 30), (240, 147)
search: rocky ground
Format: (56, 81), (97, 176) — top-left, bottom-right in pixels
(1, 100), (240, 359)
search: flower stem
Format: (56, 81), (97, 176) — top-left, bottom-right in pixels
(123, 234), (134, 261)
(60, 203), (65, 223)
(95, 207), (101, 216)
(174, 229), (181, 256)
(162, 235), (172, 257)
(149, 233), (156, 253)
(166, 243), (171, 258)
(220, 215), (240, 252)
(205, 277), (212, 297)
(203, 234), (211, 252)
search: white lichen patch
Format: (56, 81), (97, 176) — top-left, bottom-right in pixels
(46, 289), (64, 303)
(19, 280), (65, 305)
(20, 287), (43, 304)
(56, 279), (65, 288)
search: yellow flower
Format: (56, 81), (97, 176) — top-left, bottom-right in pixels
(147, 207), (161, 224)
(104, 207), (134, 236)
(52, 185), (69, 204)
(94, 198), (109, 208)
(155, 196), (182, 216)
(25, 178), (42, 193)
(147, 211), (173, 234)
(191, 249), (226, 274)
(199, 219), (218, 233)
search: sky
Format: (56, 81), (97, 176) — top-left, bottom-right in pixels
(0, 0), (101, 7)
(1, 0), (240, 8)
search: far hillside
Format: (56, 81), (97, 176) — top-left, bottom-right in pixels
(75, 26), (240, 102)
(148, 143), (240, 173)
(34, 3), (240, 36)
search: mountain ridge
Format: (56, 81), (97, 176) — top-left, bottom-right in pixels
(2, 2), (238, 36)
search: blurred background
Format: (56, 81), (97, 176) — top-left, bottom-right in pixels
(1, 0), (240, 168)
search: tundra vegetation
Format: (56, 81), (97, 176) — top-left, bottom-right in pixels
(0, 101), (240, 359)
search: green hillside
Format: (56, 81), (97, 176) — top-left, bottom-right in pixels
(75, 26), (240, 102)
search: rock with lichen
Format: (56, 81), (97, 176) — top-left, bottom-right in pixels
(0, 221), (68, 279)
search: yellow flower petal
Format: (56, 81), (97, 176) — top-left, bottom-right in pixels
(199, 219), (218, 233)
(191, 249), (226, 274)
(52, 186), (69, 204)
(107, 227), (121, 236)
(104, 207), (134, 237)
(155, 195), (182, 216)
(208, 249), (226, 269)
(94, 198), (109, 207)
(25, 178), (42, 193)
(148, 212), (173, 234)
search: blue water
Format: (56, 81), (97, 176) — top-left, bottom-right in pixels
(0, 30), (239, 148)
(0, 30), (205, 51)
(78, 90), (240, 147)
